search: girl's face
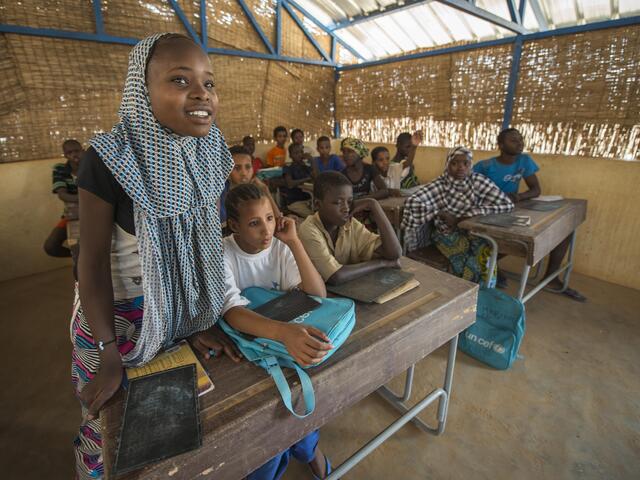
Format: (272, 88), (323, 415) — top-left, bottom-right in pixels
(448, 154), (471, 180)
(373, 150), (390, 175)
(230, 153), (254, 185)
(231, 197), (275, 254)
(146, 39), (217, 137)
(342, 147), (360, 167)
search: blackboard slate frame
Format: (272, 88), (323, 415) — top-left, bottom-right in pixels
(113, 364), (202, 476)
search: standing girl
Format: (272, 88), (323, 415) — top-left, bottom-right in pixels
(73, 33), (241, 479)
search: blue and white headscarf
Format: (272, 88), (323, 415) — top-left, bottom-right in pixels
(90, 34), (233, 365)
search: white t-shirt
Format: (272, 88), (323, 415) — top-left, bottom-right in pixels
(222, 235), (302, 315)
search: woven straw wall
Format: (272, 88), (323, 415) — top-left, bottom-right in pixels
(513, 26), (640, 159)
(336, 45), (513, 151)
(0, 0), (334, 163)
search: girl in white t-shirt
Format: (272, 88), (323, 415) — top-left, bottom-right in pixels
(222, 182), (334, 479)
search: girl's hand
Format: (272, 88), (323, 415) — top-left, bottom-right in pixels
(280, 324), (333, 367)
(411, 130), (423, 147)
(79, 349), (123, 421)
(350, 197), (378, 217)
(274, 216), (299, 246)
(438, 211), (459, 230)
(188, 324), (243, 362)
(507, 192), (520, 203)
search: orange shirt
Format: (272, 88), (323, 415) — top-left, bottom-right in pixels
(266, 146), (286, 167)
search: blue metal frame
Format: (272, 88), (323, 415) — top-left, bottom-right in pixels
(528, 0), (549, 30)
(276, 0), (283, 55)
(333, 70), (341, 138)
(167, 0), (201, 46)
(518, 0), (527, 22)
(200, 0), (208, 48)
(92, 0), (104, 35)
(329, 0), (429, 31)
(282, 0), (331, 62)
(506, 0), (522, 24)
(436, 0), (527, 34)
(285, 0), (365, 60)
(502, 36), (523, 130)
(237, 0), (275, 55)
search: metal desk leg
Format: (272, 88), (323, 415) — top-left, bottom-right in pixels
(327, 335), (459, 479)
(517, 263), (532, 301)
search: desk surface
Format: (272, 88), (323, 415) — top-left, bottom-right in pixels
(458, 199), (587, 266)
(102, 258), (477, 479)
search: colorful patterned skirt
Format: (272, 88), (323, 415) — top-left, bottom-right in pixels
(70, 285), (144, 479)
(432, 229), (496, 288)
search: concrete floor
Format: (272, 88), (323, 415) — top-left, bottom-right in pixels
(1, 267), (638, 479)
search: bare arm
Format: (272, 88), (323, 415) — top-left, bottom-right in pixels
(355, 199), (402, 260)
(77, 188), (122, 419)
(56, 187), (79, 203)
(369, 173), (390, 199)
(516, 174), (541, 202)
(327, 259), (399, 286)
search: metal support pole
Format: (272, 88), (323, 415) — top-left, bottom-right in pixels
(331, 335), (459, 479)
(516, 263), (531, 301)
(200, 0), (207, 49)
(502, 35), (523, 130)
(276, 0), (282, 55)
(167, 0), (202, 47)
(92, 0), (104, 35)
(333, 70), (341, 139)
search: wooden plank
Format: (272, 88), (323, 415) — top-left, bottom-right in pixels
(458, 199), (587, 265)
(102, 258), (477, 479)
(378, 196), (406, 231)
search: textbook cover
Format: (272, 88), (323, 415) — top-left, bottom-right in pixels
(126, 340), (214, 397)
(327, 268), (418, 303)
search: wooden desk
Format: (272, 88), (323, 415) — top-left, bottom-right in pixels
(459, 199), (587, 302)
(378, 196), (406, 238)
(102, 258), (477, 479)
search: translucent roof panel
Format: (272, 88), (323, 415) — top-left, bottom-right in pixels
(299, 0), (640, 63)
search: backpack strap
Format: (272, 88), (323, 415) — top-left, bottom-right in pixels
(263, 355), (315, 419)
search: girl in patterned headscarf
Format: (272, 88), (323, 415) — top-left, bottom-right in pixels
(402, 146), (514, 286)
(72, 33), (242, 479)
(340, 137), (387, 200)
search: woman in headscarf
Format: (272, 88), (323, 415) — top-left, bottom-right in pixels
(402, 146), (514, 286)
(72, 33), (242, 478)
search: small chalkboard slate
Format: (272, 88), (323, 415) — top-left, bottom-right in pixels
(327, 268), (415, 303)
(113, 364), (201, 475)
(253, 290), (321, 322)
(476, 214), (529, 228)
(518, 200), (564, 211)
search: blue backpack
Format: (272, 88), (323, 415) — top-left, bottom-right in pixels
(218, 287), (356, 418)
(458, 288), (525, 370)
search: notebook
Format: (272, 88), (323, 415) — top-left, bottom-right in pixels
(327, 268), (418, 303)
(114, 365), (202, 475)
(477, 214), (531, 228)
(519, 200), (564, 211)
(126, 340), (214, 397)
(253, 289), (321, 322)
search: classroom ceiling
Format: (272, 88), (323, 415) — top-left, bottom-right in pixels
(295, 0), (640, 61)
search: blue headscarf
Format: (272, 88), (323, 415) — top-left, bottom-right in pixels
(90, 34), (233, 364)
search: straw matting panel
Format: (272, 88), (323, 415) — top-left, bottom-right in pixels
(245, 0), (277, 49)
(0, 1), (95, 32)
(261, 62), (334, 140)
(103, 0), (187, 39)
(514, 26), (640, 126)
(0, 35), (26, 115)
(336, 43), (359, 65)
(289, 5), (332, 59)
(0, 89), (121, 163)
(280, 7), (322, 61)
(205, 0), (268, 53)
(211, 55), (269, 143)
(337, 45), (511, 124)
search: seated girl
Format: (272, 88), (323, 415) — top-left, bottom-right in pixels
(340, 137), (387, 200)
(221, 183), (333, 479)
(220, 145), (280, 224)
(370, 146), (401, 198)
(402, 147), (514, 286)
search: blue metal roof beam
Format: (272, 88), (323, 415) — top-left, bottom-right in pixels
(436, 0), (528, 33)
(328, 0), (433, 31)
(92, 0), (104, 35)
(282, 0), (331, 62)
(167, 0), (202, 47)
(506, 0), (522, 24)
(236, 0), (276, 55)
(337, 14), (640, 71)
(285, 0), (365, 60)
(200, 0), (208, 48)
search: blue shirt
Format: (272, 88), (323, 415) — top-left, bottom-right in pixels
(281, 162), (311, 204)
(473, 154), (539, 194)
(312, 154), (344, 173)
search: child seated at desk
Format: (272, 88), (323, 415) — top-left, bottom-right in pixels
(266, 126), (288, 167)
(340, 137), (388, 199)
(370, 146), (401, 198)
(281, 143), (313, 218)
(298, 171), (402, 285)
(221, 183), (332, 479)
(312, 135), (344, 177)
(242, 135), (264, 174)
(474, 128), (586, 301)
(403, 146), (513, 287)
(290, 128), (315, 162)
(220, 145), (280, 224)
(391, 131), (422, 188)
